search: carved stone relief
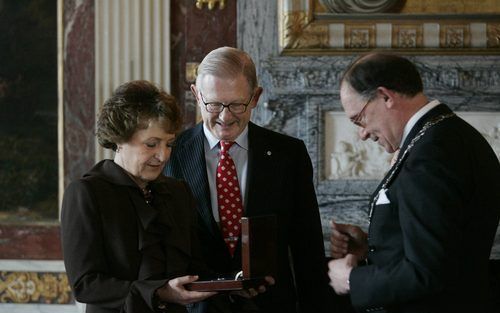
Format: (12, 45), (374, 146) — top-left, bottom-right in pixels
(324, 112), (500, 182)
(325, 113), (392, 180)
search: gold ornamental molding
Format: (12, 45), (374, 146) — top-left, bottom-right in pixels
(195, 0), (225, 10)
(186, 62), (200, 83)
(283, 11), (329, 49)
(278, 0), (500, 55)
(487, 23), (500, 47)
(392, 24), (423, 49)
(0, 271), (73, 304)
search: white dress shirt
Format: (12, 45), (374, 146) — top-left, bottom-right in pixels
(400, 99), (441, 147)
(203, 124), (249, 222)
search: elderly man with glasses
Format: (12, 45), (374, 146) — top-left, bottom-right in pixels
(165, 47), (334, 313)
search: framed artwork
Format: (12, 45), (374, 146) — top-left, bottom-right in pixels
(0, 1), (58, 224)
(278, 0), (500, 55)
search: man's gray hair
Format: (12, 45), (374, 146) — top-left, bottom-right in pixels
(196, 46), (258, 91)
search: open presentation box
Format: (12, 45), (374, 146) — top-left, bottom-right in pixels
(185, 215), (277, 291)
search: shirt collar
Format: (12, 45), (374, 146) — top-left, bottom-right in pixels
(202, 123), (249, 151)
(400, 99), (441, 147)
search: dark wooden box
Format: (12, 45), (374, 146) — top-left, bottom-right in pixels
(185, 215), (277, 291)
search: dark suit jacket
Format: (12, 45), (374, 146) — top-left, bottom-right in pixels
(165, 122), (333, 313)
(61, 160), (208, 313)
(350, 104), (500, 313)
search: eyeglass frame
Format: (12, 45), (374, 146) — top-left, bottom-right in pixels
(350, 96), (375, 127)
(199, 91), (255, 114)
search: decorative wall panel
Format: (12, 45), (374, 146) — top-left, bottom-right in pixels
(0, 271), (72, 304)
(0, 260), (80, 312)
(278, 0), (500, 55)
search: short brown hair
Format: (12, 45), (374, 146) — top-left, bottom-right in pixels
(96, 80), (182, 151)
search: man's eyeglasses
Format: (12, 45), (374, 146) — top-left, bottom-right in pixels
(200, 92), (254, 114)
(350, 97), (374, 127)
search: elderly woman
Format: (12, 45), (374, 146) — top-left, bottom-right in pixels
(61, 80), (215, 313)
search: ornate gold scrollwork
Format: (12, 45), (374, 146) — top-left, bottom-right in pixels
(392, 24), (423, 49)
(440, 25), (470, 48)
(283, 11), (329, 49)
(0, 271), (73, 304)
(487, 23), (500, 47)
(195, 0), (226, 10)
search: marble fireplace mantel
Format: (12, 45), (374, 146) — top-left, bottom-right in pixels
(259, 55), (500, 257)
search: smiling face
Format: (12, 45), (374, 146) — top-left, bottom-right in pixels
(340, 82), (400, 153)
(193, 74), (260, 142)
(114, 119), (175, 188)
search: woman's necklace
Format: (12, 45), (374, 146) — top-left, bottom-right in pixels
(141, 185), (153, 205)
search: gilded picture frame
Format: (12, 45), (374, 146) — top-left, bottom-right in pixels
(278, 0), (500, 55)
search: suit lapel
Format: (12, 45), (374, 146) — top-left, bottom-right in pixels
(399, 104), (451, 157)
(177, 124), (221, 238)
(245, 123), (277, 217)
(370, 104), (453, 201)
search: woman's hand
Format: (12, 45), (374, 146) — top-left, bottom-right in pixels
(156, 275), (217, 305)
